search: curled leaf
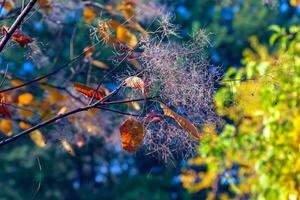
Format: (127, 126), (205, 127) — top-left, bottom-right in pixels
(30, 130), (46, 148)
(119, 118), (145, 153)
(73, 82), (104, 100)
(125, 76), (145, 95)
(159, 102), (202, 140)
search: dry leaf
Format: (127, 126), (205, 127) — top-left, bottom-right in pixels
(119, 118), (145, 153)
(73, 82), (104, 100)
(2, 26), (34, 47)
(159, 102), (202, 140)
(61, 139), (75, 156)
(30, 130), (46, 148)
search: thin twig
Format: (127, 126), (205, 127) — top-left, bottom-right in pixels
(0, 0), (38, 52)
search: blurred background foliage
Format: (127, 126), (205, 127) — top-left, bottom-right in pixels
(181, 25), (300, 200)
(0, 0), (300, 199)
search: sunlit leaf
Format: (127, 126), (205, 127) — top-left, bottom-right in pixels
(61, 139), (75, 156)
(0, 119), (13, 136)
(73, 82), (104, 100)
(119, 118), (145, 153)
(159, 102), (201, 140)
(30, 130), (46, 148)
(125, 76), (145, 95)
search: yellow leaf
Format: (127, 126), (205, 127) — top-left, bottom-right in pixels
(98, 21), (117, 44)
(290, 0), (300, 7)
(19, 109), (33, 118)
(18, 93), (33, 105)
(61, 140), (75, 156)
(159, 102), (202, 140)
(83, 7), (97, 24)
(116, 26), (138, 48)
(30, 130), (46, 148)
(19, 121), (32, 129)
(119, 118), (145, 153)
(57, 106), (68, 115)
(91, 59), (110, 70)
(0, 119), (13, 136)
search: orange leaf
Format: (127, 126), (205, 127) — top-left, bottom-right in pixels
(83, 46), (94, 57)
(19, 121), (32, 129)
(119, 118), (145, 153)
(0, 119), (13, 136)
(37, 0), (52, 13)
(83, 7), (97, 24)
(159, 102), (202, 140)
(73, 82), (104, 100)
(18, 93), (33, 105)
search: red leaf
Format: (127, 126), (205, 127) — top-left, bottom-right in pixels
(0, 94), (11, 118)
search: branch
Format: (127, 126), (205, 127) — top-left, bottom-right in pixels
(0, 103), (97, 147)
(0, 41), (100, 93)
(0, 0), (38, 52)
